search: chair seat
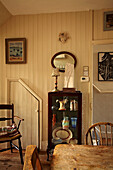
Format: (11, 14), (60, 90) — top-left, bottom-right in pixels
(0, 132), (21, 142)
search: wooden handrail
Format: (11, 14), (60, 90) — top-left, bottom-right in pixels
(93, 83), (113, 93)
(7, 78), (43, 150)
(18, 79), (42, 102)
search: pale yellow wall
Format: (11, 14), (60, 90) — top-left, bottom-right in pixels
(93, 8), (113, 40)
(1, 7), (113, 147)
(93, 8), (113, 125)
(0, 10), (93, 146)
(0, 1), (12, 27)
(93, 44), (113, 124)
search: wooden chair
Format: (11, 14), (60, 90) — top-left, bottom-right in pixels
(0, 104), (24, 164)
(23, 145), (42, 170)
(85, 122), (113, 146)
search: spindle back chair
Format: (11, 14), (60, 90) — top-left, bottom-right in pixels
(85, 122), (113, 146)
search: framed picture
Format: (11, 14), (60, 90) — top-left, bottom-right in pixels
(5, 38), (26, 64)
(98, 52), (113, 81)
(103, 11), (113, 31)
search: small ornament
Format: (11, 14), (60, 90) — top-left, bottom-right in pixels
(56, 98), (68, 110)
(62, 116), (69, 129)
(71, 117), (77, 128)
(59, 32), (69, 43)
(52, 114), (56, 127)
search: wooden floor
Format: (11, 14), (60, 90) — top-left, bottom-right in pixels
(0, 149), (51, 170)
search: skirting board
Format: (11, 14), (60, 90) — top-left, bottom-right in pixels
(41, 141), (48, 151)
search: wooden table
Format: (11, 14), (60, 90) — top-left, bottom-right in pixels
(51, 144), (113, 170)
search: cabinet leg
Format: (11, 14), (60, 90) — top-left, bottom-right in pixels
(47, 148), (49, 161)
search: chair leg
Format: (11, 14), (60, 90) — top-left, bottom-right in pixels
(10, 140), (13, 153)
(18, 138), (24, 165)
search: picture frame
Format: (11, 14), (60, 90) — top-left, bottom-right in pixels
(98, 52), (113, 81)
(103, 11), (113, 31)
(5, 38), (26, 64)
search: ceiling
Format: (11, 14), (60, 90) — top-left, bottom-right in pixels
(1, 0), (113, 15)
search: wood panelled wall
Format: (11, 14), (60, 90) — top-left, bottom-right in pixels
(93, 8), (113, 129)
(93, 8), (113, 40)
(0, 11), (92, 147)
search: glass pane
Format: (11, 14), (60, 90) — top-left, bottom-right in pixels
(51, 95), (78, 145)
(54, 54), (75, 71)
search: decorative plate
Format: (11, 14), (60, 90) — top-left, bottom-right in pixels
(52, 127), (73, 142)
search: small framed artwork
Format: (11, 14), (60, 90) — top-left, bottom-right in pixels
(103, 11), (113, 31)
(98, 52), (113, 81)
(5, 38), (26, 64)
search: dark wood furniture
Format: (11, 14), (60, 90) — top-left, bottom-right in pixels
(47, 91), (82, 160)
(51, 144), (113, 169)
(0, 104), (24, 164)
(85, 122), (113, 146)
(23, 145), (42, 170)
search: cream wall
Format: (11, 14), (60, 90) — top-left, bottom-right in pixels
(0, 1), (12, 26)
(1, 7), (113, 148)
(93, 8), (113, 40)
(93, 44), (113, 124)
(0, 10), (95, 148)
(93, 8), (113, 125)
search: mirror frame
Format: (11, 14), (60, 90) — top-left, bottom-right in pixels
(51, 51), (77, 72)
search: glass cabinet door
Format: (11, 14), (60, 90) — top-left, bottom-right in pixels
(51, 95), (79, 145)
(47, 91), (82, 160)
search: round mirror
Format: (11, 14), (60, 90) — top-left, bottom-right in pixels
(51, 51), (77, 72)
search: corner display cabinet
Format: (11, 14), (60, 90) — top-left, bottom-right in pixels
(47, 91), (82, 160)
